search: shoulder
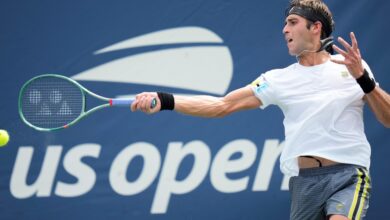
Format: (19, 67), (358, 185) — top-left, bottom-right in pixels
(251, 63), (298, 87)
(263, 63), (298, 77)
(260, 63), (299, 84)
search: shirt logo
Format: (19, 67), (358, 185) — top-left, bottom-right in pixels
(251, 77), (269, 93)
(341, 71), (350, 78)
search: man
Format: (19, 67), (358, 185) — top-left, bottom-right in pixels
(131, 0), (390, 219)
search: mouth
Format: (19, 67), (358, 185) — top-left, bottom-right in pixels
(285, 37), (293, 48)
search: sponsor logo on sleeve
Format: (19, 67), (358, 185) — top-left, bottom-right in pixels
(251, 77), (269, 93)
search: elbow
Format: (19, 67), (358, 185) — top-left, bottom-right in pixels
(383, 120), (390, 128)
(212, 103), (234, 118)
(213, 107), (231, 118)
(379, 115), (390, 128)
(383, 112), (390, 128)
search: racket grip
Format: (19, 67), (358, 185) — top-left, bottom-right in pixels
(110, 98), (157, 108)
(110, 99), (134, 106)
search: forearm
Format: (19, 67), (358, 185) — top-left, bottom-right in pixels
(174, 95), (227, 117)
(365, 86), (390, 128)
(174, 86), (261, 118)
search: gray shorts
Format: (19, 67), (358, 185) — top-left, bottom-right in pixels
(289, 164), (371, 220)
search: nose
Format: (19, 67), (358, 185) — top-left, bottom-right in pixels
(283, 24), (289, 34)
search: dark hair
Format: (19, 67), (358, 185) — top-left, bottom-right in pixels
(286, 0), (335, 39)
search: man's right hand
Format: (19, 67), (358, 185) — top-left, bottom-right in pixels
(131, 92), (161, 114)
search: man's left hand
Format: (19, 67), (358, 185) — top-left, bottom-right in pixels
(330, 32), (364, 78)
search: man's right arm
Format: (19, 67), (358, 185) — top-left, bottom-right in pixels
(131, 85), (262, 118)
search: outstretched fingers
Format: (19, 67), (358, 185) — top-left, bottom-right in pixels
(330, 32), (364, 78)
(350, 32), (359, 51)
(332, 44), (348, 57)
(338, 36), (353, 52)
(330, 44), (347, 65)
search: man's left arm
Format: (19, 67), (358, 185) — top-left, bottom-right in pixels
(364, 86), (390, 128)
(331, 32), (390, 128)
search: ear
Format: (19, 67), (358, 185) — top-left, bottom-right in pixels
(311, 21), (322, 34)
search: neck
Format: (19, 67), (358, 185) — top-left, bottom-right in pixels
(297, 50), (330, 66)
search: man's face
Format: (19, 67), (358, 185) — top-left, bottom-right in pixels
(283, 14), (314, 56)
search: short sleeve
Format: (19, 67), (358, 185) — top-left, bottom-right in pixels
(250, 73), (277, 109)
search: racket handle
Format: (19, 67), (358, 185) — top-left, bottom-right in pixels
(110, 98), (157, 108)
(110, 99), (133, 106)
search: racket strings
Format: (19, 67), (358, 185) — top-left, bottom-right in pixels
(21, 76), (84, 129)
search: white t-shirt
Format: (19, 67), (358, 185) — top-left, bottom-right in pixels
(251, 55), (373, 177)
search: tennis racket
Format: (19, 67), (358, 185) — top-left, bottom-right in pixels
(18, 74), (156, 131)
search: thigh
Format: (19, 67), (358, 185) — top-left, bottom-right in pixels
(328, 215), (350, 220)
(326, 167), (371, 220)
(289, 176), (327, 220)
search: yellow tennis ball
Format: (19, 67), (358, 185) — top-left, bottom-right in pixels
(0, 130), (10, 147)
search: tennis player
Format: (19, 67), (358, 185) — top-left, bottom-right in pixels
(131, 0), (390, 219)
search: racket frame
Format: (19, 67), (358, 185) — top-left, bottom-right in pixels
(19, 74), (117, 131)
